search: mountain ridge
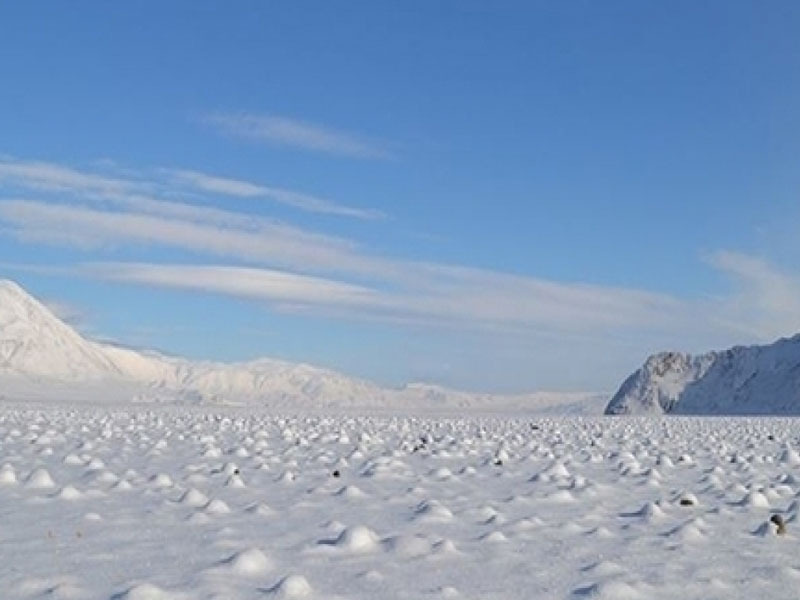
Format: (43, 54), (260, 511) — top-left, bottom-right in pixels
(0, 279), (602, 412)
(605, 334), (800, 415)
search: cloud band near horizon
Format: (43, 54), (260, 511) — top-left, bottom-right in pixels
(1, 155), (798, 357)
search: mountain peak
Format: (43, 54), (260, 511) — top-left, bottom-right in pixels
(0, 278), (22, 290)
(0, 279), (120, 379)
(0, 278), (36, 306)
(0, 279), (59, 328)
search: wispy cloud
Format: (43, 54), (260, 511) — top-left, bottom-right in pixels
(201, 112), (392, 159)
(4, 156), (799, 350)
(0, 157), (380, 220)
(0, 184), (698, 336)
(86, 263), (380, 309)
(0, 199), (370, 275)
(167, 169), (385, 220)
(705, 250), (800, 340)
(0, 159), (140, 196)
(0, 193), (759, 342)
(68, 262), (694, 340)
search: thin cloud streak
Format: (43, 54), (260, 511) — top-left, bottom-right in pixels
(2, 157), (797, 345)
(201, 112), (392, 159)
(705, 250), (800, 341)
(0, 157), (381, 221)
(86, 263), (381, 309)
(0, 160), (140, 196)
(0, 195), (777, 340)
(167, 169), (385, 220)
(0, 195), (422, 286)
(72, 259), (698, 337)
(0, 199), (373, 275)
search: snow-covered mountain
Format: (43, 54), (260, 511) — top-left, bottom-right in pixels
(0, 279), (602, 412)
(0, 279), (124, 379)
(605, 335), (800, 415)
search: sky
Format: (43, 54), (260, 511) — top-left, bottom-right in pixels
(0, 1), (799, 393)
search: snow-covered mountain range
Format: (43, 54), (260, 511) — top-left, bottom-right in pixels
(0, 279), (601, 412)
(605, 335), (800, 415)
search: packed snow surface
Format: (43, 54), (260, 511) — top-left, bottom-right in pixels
(606, 334), (800, 415)
(2, 400), (800, 598)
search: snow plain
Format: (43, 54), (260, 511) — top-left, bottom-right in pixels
(2, 400), (800, 599)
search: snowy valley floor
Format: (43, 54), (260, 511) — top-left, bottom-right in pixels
(2, 402), (800, 599)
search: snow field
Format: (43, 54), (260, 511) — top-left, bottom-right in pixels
(1, 403), (800, 598)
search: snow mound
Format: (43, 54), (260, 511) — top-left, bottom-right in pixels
(26, 467), (56, 489)
(739, 490), (771, 508)
(335, 484), (368, 499)
(574, 580), (646, 599)
(205, 498), (231, 515)
(780, 444), (800, 465)
(331, 525), (381, 553)
(223, 547), (272, 576)
(627, 501), (666, 521)
(114, 583), (183, 600)
(415, 499), (454, 521)
(58, 485), (83, 500)
(179, 488), (208, 507)
(267, 575), (313, 598)
(149, 473), (173, 488)
(0, 464), (17, 485)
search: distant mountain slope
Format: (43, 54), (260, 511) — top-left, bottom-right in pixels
(605, 335), (800, 415)
(0, 280), (123, 379)
(0, 279), (603, 412)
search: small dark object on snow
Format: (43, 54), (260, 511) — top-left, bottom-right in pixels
(770, 514), (787, 535)
(332, 470), (341, 478)
(679, 497), (695, 506)
(494, 459), (503, 466)
(768, 435), (775, 441)
(233, 469), (240, 476)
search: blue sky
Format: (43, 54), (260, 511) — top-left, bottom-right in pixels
(1, 2), (799, 392)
